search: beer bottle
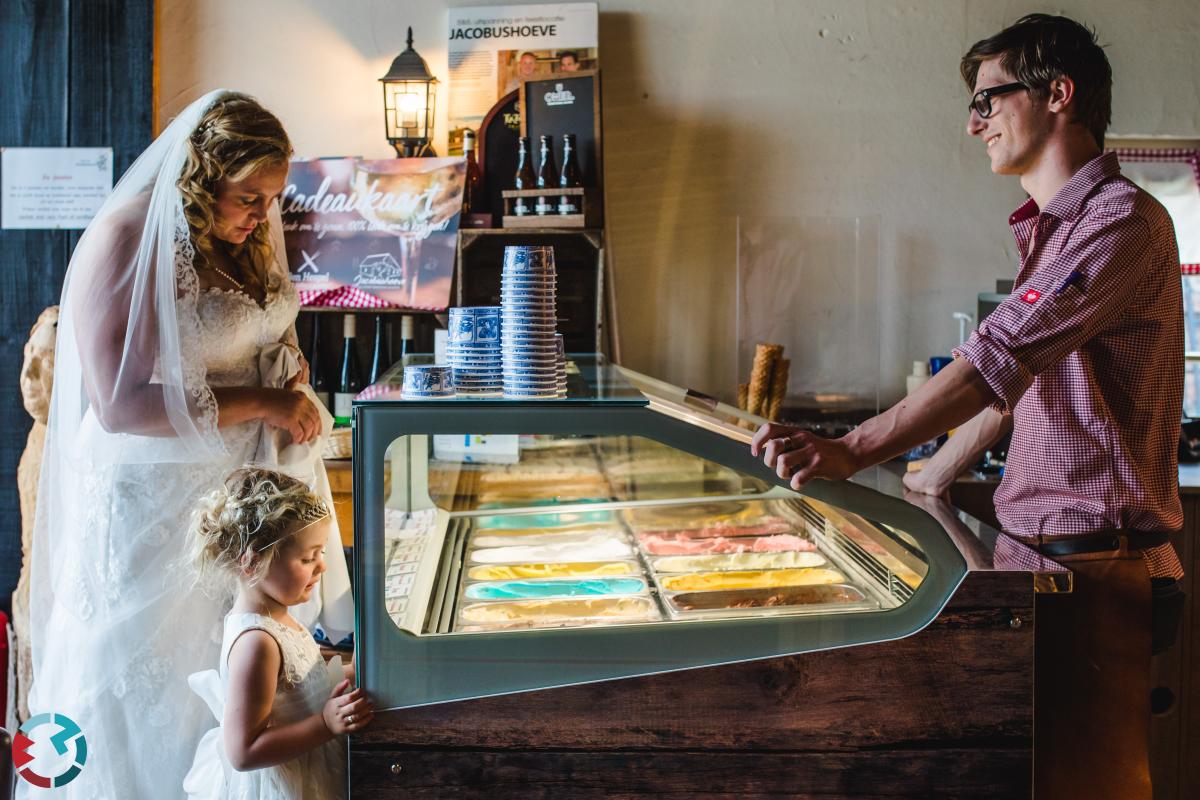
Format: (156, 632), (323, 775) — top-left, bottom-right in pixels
(534, 134), (558, 216)
(513, 136), (535, 216)
(558, 133), (582, 215)
(461, 129), (482, 215)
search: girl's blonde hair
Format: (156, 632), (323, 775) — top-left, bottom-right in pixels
(188, 467), (328, 587)
(177, 92), (293, 297)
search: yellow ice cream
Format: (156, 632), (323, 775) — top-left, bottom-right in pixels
(660, 567), (846, 592)
(459, 597), (658, 627)
(467, 562), (636, 581)
(652, 552), (827, 574)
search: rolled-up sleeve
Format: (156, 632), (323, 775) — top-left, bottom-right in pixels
(954, 213), (1153, 413)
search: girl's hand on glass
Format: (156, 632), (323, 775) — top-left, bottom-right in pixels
(322, 679), (375, 735)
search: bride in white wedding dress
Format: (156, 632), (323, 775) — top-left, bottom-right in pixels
(22, 91), (352, 799)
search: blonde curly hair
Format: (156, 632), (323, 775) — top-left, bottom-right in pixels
(188, 466), (328, 588)
(177, 92), (293, 297)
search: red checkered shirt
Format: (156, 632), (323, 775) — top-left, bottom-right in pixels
(956, 152), (1184, 579)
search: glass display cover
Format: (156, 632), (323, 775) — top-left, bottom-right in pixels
(353, 362), (965, 708)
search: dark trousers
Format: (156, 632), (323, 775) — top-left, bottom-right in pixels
(1033, 535), (1185, 799)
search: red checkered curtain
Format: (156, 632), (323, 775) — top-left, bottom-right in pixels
(1109, 148), (1200, 271)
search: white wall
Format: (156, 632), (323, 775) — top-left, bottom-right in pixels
(158, 0), (1200, 404)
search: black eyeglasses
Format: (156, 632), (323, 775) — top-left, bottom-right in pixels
(969, 82), (1028, 118)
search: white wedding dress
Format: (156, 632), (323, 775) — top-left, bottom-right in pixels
(183, 613), (346, 800)
(23, 277), (352, 800)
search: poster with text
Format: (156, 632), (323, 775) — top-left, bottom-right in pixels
(281, 157), (465, 310)
(447, 2), (597, 153)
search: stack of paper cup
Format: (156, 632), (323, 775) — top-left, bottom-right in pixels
(501, 246), (560, 398)
(554, 333), (567, 397)
(448, 306), (503, 396)
(402, 365), (455, 399)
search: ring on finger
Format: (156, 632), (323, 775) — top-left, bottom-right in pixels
(346, 713), (355, 723)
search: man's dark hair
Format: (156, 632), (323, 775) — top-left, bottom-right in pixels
(559, 50), (578, 62)
(960, 14), (1112, 148)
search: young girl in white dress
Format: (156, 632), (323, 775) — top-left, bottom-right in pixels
(184, 467), (374, 799)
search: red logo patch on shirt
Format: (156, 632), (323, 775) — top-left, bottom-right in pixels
(1022, 289), (1041, 304)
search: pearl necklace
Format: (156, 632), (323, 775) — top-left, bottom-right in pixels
(208, 263), (244, 290)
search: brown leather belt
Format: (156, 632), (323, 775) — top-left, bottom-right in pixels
(1030, 529), (1170, 558)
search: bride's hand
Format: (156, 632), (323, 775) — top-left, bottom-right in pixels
(261, 381), (321, 444)
(284, 343), (310, 385)
(297, 352), (310, 386)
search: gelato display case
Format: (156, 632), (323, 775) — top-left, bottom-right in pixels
(353, 357), (966, 709)
(349, 357), (1034, 798)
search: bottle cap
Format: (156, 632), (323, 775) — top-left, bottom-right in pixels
(911, 360), (929, 376)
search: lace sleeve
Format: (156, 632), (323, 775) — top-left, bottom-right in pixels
(65, 197), (220, 449)
(69, 204), (177, 436)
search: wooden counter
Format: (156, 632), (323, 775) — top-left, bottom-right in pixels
(345, 464), (1037, 798)
(351, 570), (1034, 799)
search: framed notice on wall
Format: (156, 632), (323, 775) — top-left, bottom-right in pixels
(519, 69), (602, 192)
(1, 147), (112, 229)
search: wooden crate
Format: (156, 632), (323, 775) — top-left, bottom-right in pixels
(500, 187), (600, 228)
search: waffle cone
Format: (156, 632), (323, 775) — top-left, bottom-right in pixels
(766, 358), (790, 421)
(748, 343), (782, 416)
(736, 383), (749, 411)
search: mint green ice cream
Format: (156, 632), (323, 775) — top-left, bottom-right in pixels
(465, 578), (646, 600)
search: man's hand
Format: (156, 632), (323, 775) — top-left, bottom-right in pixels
(751, 423), (860, 489)
(902, 466), (950, 497)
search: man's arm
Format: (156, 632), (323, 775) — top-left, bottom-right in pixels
(751, 357), (998, 488)
(902, 407), (1012, 496)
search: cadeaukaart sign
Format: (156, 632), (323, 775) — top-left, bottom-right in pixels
(447, 3), (598, 151)
(281, 157), (465, 310)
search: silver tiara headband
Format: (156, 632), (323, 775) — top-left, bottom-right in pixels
(251, 501), (331, 552)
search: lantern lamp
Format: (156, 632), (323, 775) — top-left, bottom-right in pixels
(380, 27), (438, 157)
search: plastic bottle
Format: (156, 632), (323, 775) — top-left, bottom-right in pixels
(906, 360), (930, 395)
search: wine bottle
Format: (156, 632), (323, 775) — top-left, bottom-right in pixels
(308, 315), (331, 411)
(398, 315), (414, 366)
(461, 129), (483, 215)
(334, 313), (362, 427)
(558, 133), (582, 215)
(534, 134), (558, 216)
(368, 314), (392, 384)
(513, 136), (535, 216)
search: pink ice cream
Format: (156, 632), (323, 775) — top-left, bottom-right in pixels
(637, 519), (794, 539)
(637, 532), (816, 556)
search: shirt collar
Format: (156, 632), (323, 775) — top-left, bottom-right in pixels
(1008, 152), (1122, 227)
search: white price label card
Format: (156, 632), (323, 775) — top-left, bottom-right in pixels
(433, 434), (520, 464)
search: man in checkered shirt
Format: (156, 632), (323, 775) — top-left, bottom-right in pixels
(752, 14), (1182, 799)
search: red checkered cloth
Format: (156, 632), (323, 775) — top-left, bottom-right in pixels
(1110, 147), (1200, 273)
(354, 383), (402, 401)
(298, 285), (392, 308)
(296, 284), (448, 311)
(956, 153), (1184, 579)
